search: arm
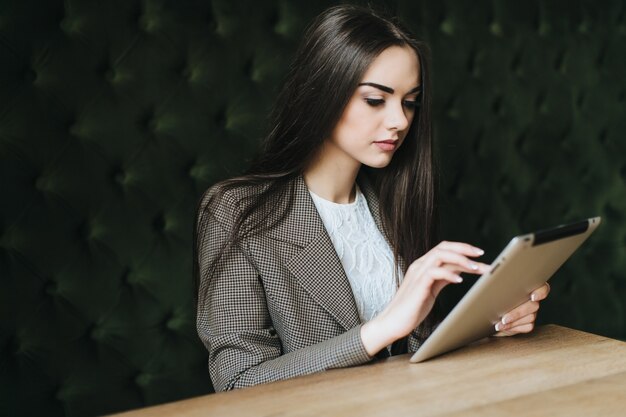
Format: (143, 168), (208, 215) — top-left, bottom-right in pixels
(195, 191), (372, 391)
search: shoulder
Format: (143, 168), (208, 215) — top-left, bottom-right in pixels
(198, 180), (261, 221)
(198, 180), (254, 210)
(197, 176), (293, 227)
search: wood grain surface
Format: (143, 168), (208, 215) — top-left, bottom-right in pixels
(112, 325), (626, 416)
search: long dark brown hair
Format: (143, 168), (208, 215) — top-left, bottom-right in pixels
(195, 4), (437, 289)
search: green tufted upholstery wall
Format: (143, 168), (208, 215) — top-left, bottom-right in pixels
(1, 0), (624, 416)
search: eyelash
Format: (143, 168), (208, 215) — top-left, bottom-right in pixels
(365, 98), (421, 109)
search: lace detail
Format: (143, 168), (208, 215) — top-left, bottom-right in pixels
(309, 186), (400, 322)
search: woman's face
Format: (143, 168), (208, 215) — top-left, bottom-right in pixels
(327, 45), (421, 169)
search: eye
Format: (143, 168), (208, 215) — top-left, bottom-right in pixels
(365, 98), (384, 107)
(403, 99), (421, 109)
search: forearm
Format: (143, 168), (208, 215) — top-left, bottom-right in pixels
(360, 318), (396, 356)
(361, 310), (441, 355)
(208, 325), (372, 391)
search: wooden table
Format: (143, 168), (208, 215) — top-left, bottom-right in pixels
(114, 325), (626, 416)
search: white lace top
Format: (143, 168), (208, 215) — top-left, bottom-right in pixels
(309, 185), (400, 323)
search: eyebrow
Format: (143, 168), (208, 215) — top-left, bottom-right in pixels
(358, 82), (422, 95)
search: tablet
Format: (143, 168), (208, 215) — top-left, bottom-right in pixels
(409, 216), (601, 363)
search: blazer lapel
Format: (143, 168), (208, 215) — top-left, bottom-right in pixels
(268, 173), (404, 331)
(271, 175), (361, 331)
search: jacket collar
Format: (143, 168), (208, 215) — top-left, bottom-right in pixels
(268, 172), (383, 247)
(268, 172), (394, 330)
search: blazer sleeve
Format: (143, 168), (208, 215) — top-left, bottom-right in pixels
(407, 313), (440, 352)
(195, 189), (372, 391)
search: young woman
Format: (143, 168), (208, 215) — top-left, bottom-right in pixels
(195, 5), (549, 392)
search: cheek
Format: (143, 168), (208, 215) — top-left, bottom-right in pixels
(338, 103), (377, 137)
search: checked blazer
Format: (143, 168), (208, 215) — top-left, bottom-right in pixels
(195, 172), (437, 391)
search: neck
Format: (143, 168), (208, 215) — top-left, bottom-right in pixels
(303, 141), (361, 204)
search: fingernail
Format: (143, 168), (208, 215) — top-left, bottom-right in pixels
(456, 276), (463, 283)
(531, 294), (536, 302)
(470, 263), (479, 270)
(475, 248), (484, 255)
(495, 323), (502, 331)
(502, 316), (508, 325)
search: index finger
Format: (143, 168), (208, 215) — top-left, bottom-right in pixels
(436, 241), (485, 257)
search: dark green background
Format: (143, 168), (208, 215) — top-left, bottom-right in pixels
(1, 0), (624, 416)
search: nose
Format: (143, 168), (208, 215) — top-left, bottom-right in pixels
(384, 100), (410, 132)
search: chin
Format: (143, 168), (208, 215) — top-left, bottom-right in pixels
(362, 156), (394, 169)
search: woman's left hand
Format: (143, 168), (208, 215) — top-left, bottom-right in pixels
(493, 282), (551, 336)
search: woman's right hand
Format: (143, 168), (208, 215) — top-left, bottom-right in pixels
(360, 241), (491, 356)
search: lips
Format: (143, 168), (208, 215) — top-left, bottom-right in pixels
(373, 139), (399, 151)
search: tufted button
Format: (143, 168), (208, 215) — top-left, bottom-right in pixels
(180, 65), (191, 81)
(152, 213), (166, 234)
(68, 120), (84, 139)
(89, 324), (105, 342)
(578, 20), (590, 34)
(44, 280), (58, 296)
(467, 50), (480, 77)
(489, 22), (503, 37)
(134, 372), (151, 387)
(119, 267), (138, 289)
(204, 8), (217, 33)
(266, 10), (279, 30)
(535, 92), (547, 114)
(55, 386), (65, 402)
(537, 20), (550, 36)
(96, 61), (115, 82)
(111, 166), (126, 188)
(214, 108), (227, 128)
(492, 95), (503, 116)
(576, 92), (585, 109)
(164, 311), (183, 332)
(598, 128), (608, 145)
(138, 10), (161, 33)
(107, 69), (119, 84)
(77, 220), (103, 242)
(514, 130), (527, 153)
(35, 174), (53, 193)
(554, 50), (566, 72)
(108, 67), (131, 85)
(439, 18), (454, 36)
(187, 66), (204, 83)
(23, 68), (37, 83)
(445, 97), (459, 119)
(242, 58), (254, 80)
(6, 333), (18, 356)
(120, 267), (131, 284)
(137, 110), (159, 137)
(595, 45), (607, 67)
(509, 52), (520, 71)
(604, 203), (621, 222)
(59, 16), (84, 36)
(188, 161), (211, 182)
